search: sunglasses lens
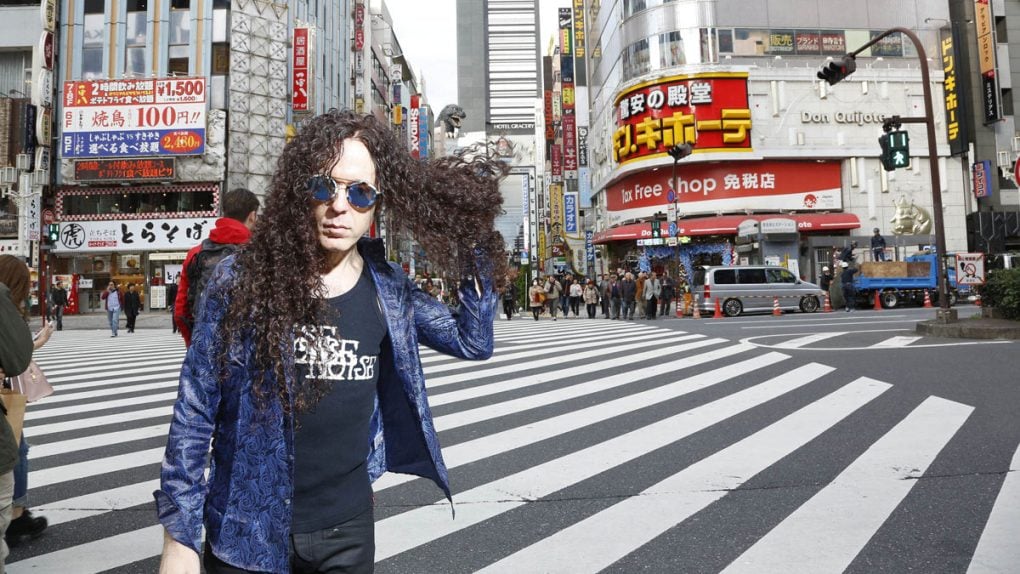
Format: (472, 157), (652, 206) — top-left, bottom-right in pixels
(347, 182), (379, 209)
(309, 176), (335, 202)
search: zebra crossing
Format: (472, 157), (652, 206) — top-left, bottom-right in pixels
(5, 319), (1018, 573)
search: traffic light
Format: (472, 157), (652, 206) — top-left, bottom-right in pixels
(46, 223), (59, 243)
(878, 131), (910, 171)
(650, 220), (661, 239)
(816, 55), (857, 85)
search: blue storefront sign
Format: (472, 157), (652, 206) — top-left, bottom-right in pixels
(564, 192), (577, 234)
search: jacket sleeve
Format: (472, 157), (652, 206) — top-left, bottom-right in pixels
(174, 247), (196, 346)
(153, 261), (231, 555)
(411, 252), (497, 361)
(0, 290), (32, 377)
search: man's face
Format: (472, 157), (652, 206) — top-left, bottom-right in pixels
(108, 282), (115, 290)
(312, 138), (378, 257)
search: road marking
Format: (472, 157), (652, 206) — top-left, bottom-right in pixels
(30, 424), (170, 459)
(426, 334), (701, 388)
(6, 524), (164, 573)
(429, 337), (728, 407)
(35, 479), (161, 527)
(701, 314), (920, 326)
(25, 392), (177, 421)
(433, 347), (774, 432)
(968, 442), (1020, 573)
(724, 396), (973, 573)
(742, 330), (1015, 351)
(27, 407), (171, 437)
(869, 336), (923, 348)
(374, 356), (815, 496)
(374, 358), (822, 561)
(741, 319), (924, 329)
(772, 332), (846, 349)
(30, 447), (165, 488)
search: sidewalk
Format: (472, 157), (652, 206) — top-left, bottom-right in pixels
(29, 310), (178, 332)
(916, 308), (1020, 340)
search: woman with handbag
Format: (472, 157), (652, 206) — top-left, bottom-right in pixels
(528, 278), (545, 321)
(0, 255), (36, 568)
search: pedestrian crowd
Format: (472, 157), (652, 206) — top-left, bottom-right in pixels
(511, 270), (679, 321)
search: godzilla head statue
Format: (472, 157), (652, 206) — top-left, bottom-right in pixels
(438, 104), (467, 138)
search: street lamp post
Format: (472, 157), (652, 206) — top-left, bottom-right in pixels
(667, 143), (693, 311)
(817, 27), (955, 322)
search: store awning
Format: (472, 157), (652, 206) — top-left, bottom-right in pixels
(593, 213), (861, 244)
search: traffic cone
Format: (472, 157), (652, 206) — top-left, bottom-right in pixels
(712, 297), (723, 319)
(692, 299), (701, 319)
(923, 290), (932, 308)
(873, 291), (883, 311)
(772, 296), (782, 316)
(675, 296), (683, 318)
(823, 293), (832, 312)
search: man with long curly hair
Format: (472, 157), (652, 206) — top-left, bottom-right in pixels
(155, 110), (507, 574)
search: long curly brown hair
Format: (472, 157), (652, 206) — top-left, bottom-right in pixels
(0, 255), (30, 320)
(218, 109), (508, 416)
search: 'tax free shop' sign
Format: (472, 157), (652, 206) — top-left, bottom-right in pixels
(613, 72), (752, 165)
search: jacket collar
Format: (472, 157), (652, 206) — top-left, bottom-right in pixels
(357, 237), (392, 277)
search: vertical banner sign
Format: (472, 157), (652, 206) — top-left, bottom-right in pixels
(409, 94), (420, 158)
(550, 183), (564, 228)
(573, 0), (586, 85)
(292, 27), (310, 112)
(577, 125), (589, 168)
(939, 27), (968, 156)
(418, 110), (428, 159)
(975, 0), (1000, 123)
(972, 160), (993, 199)
(559, 8), (578, 182)
(543, 56), (554, 184)
(585, 230), (595, 276)
(521, 176), (531, 250)
(564, 191), (578, 234)
(551, 142), (563, 181)
(538, 231), (547, 262)
(562, 114), (578, 178)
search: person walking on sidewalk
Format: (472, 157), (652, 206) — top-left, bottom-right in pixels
(568, 278), (583, 318)
(50, 280), (67, 331)
(544, 275), (562, 320)
(583, 279), (599, 319)
(658, 271), (675, 318)
(608, 275), (622, 319)
(620, 272), (637, 320)
(598, 274), (611, 318)
(124, 284), (142, 333)
(101, 281), (122, 337)
(635, 272), (646, 319)
(501, 280), (517, 321)
(156, 110), (506, 574)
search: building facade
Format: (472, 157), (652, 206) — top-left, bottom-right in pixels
(583, 0), (973, 288)
(43, 0), (352, 313)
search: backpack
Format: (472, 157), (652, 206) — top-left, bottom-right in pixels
(183, 239), (240, 332)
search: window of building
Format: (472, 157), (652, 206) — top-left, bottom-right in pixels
(169, 0), (191, 75)
(658, 31), (685, 68)
(212, 43), (229, 75)
(61, 188), (215, 218)
(82, 0), (105, 79)
(125, 1), (148, 77)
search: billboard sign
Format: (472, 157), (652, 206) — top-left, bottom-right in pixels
(53, 217), (214, 253)
(292, 27), (311, 112)
(564, 191), (578, 234)
(75, 158), (175, 181)
(61, 77), (207, 158)
(613, 73), (752, 165)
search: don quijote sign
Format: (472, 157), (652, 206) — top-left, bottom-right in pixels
(606, 160), (841, 225)
(61, 77), (207, 158)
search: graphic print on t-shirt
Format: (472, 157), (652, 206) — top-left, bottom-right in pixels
(293, 325), (378, 382)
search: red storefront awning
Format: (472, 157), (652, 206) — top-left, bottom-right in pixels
(593, 213), (861, 244)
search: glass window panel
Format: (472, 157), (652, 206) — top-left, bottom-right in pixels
(125, 47), (146, 76)
(84, 0), (104, 13)
(169, 56), (189, 75)
(83, 13), (104, 47)
(738, 269), (767, 284)
(126, 12), (146, 46)
(170, 9), (191, 45)
(714, 269), (736, 285)
(82, 48), (103, 79)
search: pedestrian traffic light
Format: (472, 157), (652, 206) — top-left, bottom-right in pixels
(878, 131), (910, 171)
(816, 55), (857, 85)
(46, 223), (59, 243)
(650, 220), (661, 239)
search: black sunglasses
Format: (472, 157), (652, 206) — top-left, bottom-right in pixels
(307, 175), (382, 210)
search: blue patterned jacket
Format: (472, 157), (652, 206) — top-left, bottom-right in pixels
(154, 238), (497, 573)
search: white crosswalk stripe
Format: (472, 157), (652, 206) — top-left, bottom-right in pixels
(5, 321), (1012, 573)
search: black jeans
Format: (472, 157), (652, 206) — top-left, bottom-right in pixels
(503, 299), (515, 320)
(203, 506), (375, 574)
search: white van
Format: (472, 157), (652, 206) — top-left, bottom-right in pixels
(692, 265), (825, 317)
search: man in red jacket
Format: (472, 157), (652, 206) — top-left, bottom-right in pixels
(174, 188), (259, 346)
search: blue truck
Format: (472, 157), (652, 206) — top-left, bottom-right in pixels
(852, 253), (960, 308)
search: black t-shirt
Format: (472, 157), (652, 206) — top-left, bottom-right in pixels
(291, 267), (388, 533)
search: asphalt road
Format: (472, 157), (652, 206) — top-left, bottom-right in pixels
(6, 307), (1018, 573)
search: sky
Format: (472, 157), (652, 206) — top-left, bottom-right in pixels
(385, 0), (571, 111)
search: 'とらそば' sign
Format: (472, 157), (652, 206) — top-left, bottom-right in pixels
(613, 72), (752, 165)
(52, 218), (214, 253)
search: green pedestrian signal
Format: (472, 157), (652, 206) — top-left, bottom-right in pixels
(46, 223), (59, 243)
(879, 130), (910, 171)
(650, 220), (661, 239)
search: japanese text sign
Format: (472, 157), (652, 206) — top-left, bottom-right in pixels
(973, 160), (993, 199)
(75, 158), (175, 181)
(956, 253), (986, 285)
(564, 192), (578, 234)
(61, 78), (206, 158)
(293, 27), (310, 112)
(940, 28), (968, 156)
(613, 73), (752, 165)
(53, 217), (214, 253)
